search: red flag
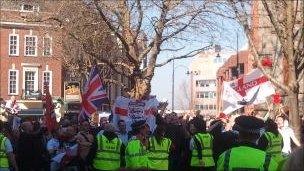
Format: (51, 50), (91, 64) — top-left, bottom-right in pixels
(43, 82), (58, 132)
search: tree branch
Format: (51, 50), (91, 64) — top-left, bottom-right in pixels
(133, 0), (143, 42)
(138, 40), (154, 62)
(161, 46), (185, 52)
(145, 0), (169, 79)
(261, 0), (287, 54)
(229, 0), (290, 93)
(155, 44), (213, 67)
(67, 31), (131, 78)
(103, 78), (128, 88)
(162, 9), (203, 42)
(93, 0), (138, 66)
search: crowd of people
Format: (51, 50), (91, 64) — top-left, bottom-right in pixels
(0, 108), (303, 171)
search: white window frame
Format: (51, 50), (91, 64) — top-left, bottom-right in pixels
(42, 71), (52, 94)
(8, 69), (19, 95)
(24, 35), (38, 57)
(8, 34), (19, 56)
(23, 67), (39, 93)
(43, 37), (52, 56)
(21, 4), (40, 12)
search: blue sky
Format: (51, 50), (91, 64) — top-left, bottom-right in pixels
(151, 18), (248, 109)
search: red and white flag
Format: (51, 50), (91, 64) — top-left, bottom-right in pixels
(222, 69), (275, 114)
(43, 83), (58, 132)
(112, 96), (159, 132)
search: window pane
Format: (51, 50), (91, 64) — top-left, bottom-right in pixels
(43, 38), (51, 56)
(25, 71), (35, 94)
(9, 71), (17, 94)
(25, 36), (36, 56)
(9, 35), (18, 55)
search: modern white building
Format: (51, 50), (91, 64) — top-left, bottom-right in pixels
(189, 45), (231, 117)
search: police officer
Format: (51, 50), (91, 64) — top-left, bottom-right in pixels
(92, 123), (124, 171)
(0, 121), (18, 171)
(125, 120), (149, 169)
(258, 119), (285, 168)
(190, 117), (215, 171)
(217, 115), (278, 171)
(148, 124), (171, 171)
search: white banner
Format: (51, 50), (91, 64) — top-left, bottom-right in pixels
(112, 96), (159, 132)
(222, 69), (275, 114)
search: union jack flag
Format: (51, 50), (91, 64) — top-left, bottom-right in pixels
(79, 66), (108, 122)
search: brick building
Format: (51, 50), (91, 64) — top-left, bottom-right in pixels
(216, 51), (253, 113)
(0, 1), (63, 100)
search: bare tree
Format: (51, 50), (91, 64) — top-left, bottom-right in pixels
(228, 0), (304, 138)
(85, 0), (224, 100)
(39, 0), (224, 100)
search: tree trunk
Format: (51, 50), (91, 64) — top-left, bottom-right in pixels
(288, 92), (301, 140)
(129, 76), (151, 100)
(285, 1), (301, 140)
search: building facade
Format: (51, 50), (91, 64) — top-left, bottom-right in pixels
(189, 46), (229, 117)
(0, 1), (63, 100)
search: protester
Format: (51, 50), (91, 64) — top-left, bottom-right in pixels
(164, 113), (188, 171)
(275, 115), (301, 156)
(190, 117), (215, 171)
(209, 118), (238, 164)
(59, 124), (79, 170)
(0, 121), (18, 171)
(117, 120), (129, 146)
(148, 124), (172, 171)
(47, 129), (61, 171)
(75, 121), (93, 171)
(17, 121), (49, 171)
(4, 96), (20, 131)
(217, 115), (278, 171)
(92, 117), (109, 136)
(125, 120), (149, 169)
(91, 123), (124, 171)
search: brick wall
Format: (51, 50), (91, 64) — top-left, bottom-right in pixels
(0, 26), (63, 100)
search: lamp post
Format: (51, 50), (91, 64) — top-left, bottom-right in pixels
(171, 60), (190, 112)
(186, 70), (199, 113)
(236, 32), (240, 77)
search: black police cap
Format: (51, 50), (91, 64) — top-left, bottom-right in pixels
(234, 115), (265, 134)
(131, 120), (146, 130)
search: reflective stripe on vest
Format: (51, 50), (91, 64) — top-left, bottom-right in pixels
(125, 139), (148, 169)
(264, 132), (284, 162)
(191, 133), (215, 167)
(223, 147), (274, 171)
(148, 137), (171, 170)
(0, 134), (9, 168)
(93, 135), (121, 170)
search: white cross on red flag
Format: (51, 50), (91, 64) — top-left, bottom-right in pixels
(43, 82), (58, 132)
